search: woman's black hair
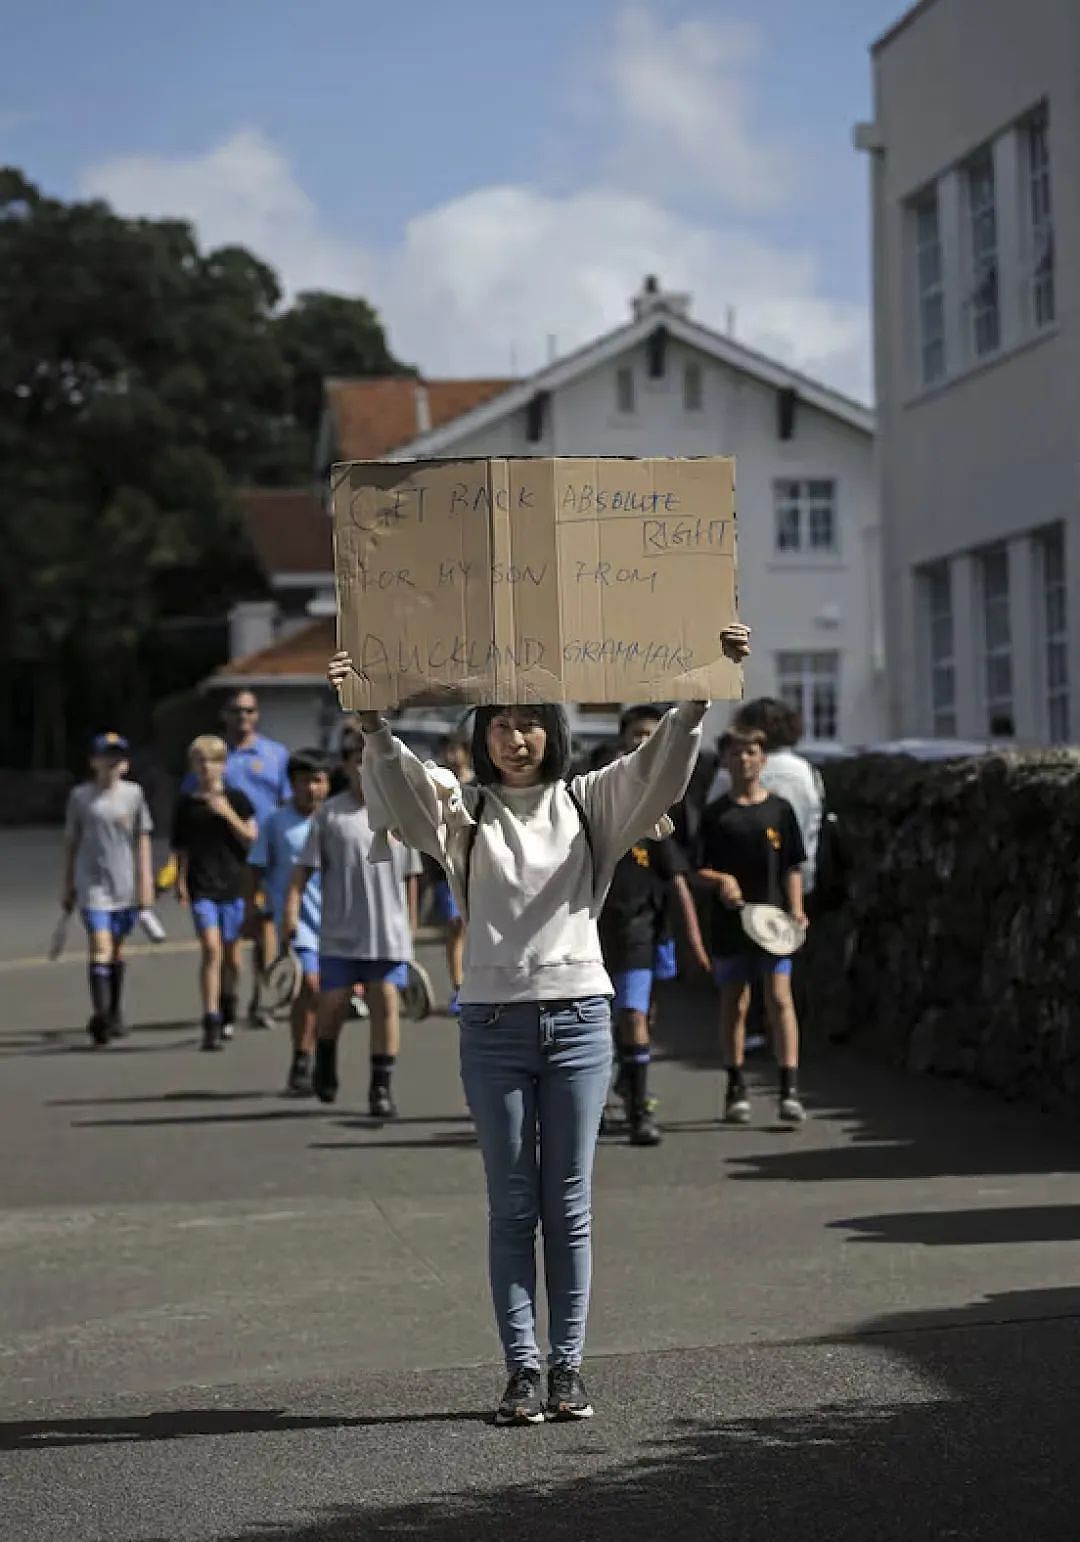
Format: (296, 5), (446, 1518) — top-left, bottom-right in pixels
(733, 696), (802, 751)
(471, 704), (572, 786)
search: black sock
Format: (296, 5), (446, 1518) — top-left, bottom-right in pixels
(108, 961), (125, 1019)
(779, 1067), (798, 1098)
(370, 1052), (396, 1092)
(725, 1065), (746, 1096)
(88, 964), (111, 1019)
(623, 1049), (650, 1113)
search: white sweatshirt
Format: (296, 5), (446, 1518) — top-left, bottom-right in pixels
(362, 705), (704, 1004)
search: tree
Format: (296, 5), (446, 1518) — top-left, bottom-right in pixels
(0, 170), (407, 768)
(274, 289), (414, 452)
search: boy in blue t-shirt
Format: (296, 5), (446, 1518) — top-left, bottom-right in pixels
(249, 749), (331, 1095)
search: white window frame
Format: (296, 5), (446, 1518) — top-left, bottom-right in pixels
(615, 366), (636, 415)
(1025, 106), (1055, 331)
(772, 478), (838, 556)
(1037, 525), (1069, 742)
(979, 545), (1013, 735)
(776, 651), (840, 742)
(913, 188), (946, 386)
(923, 562), (957, 737)
(965, 148), (1000, 359)
(683, 360), (703, 411)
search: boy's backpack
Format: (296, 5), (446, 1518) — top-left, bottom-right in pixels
(811, 769), (851, 913)
(462, 781), (596, 903)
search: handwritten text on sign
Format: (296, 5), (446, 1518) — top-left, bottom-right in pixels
(331, 457), (740, 709)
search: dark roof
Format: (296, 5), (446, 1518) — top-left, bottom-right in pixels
(872, 0), (942, 53)
(239, 488), (332, 577)
(214, 618), (335, 682)
(325, 377), (516, 460)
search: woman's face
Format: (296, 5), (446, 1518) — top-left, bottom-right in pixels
(487, 708), (548, 787)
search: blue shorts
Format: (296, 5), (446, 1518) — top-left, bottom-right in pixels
(612, 968), (654, 1014)
(192, 897), (246, 943)
(653, 937), (678, 981)
(432, 878), (461, 924)
(319, 956), (409, 992)
(82, 907), (138, 940)
(294, 947), (319, 980)
(712, 954), (793, 987)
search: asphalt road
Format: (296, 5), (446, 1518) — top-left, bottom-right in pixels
(3, 829), (1080, 1540)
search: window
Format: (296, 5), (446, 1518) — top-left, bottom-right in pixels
(615, 366), (635, 414)
(683, 361), (703, 411)
(966, 149), (1000, 357)
(777, 652), (840, 741)
(1027, 108), (1055, 329)
(914, 189), (946, 385)
(979, 546), (1013, 735)
(1039, 526), (1069, 741)
(924, 562), (956, 737)
(772, 479), (837, 555)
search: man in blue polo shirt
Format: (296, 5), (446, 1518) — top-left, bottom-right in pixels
(181, 688), (290, 1023)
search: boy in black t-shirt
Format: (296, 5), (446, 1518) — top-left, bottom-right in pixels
(170, 735), (257, 1051)
(598, 707), (711, 1146)
(697, 727), (808, 1125)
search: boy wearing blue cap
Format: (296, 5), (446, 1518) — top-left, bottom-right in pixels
(61, 733), (154, 1045)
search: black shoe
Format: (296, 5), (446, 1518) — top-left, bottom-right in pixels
(86, 1014), (110, 1047)
(201, 1017), (223, 1052)
(546, 1365), (594, 1421)
(495, 1367), (545, 1426)
(369, 1084), (397, 1120)
(313, 1040), (338, 1103)
(629, 1109), (662, 1146)
(724, 1087), (752, 1124)
(286, 1052), (313, 1097)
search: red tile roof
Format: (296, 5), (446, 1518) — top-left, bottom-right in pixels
(215, 618), (335, 681)
(326, 376), (516, 460)
(239, 489), (333, 577)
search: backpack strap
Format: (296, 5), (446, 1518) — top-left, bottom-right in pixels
(462, 781), (596, 908)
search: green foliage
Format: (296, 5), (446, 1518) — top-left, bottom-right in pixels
(0, 169), (407, 768)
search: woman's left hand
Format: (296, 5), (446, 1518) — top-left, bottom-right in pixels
(720, 623), (751, 662)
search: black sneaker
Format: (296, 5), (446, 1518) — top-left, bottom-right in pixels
(724, 1087), (752, 1124)
(546, 1365), (594, 1421)
(369, 1084), (397, 1120)
(495, 1367), (545, 1426)
(629, 1109), (662, 1146)
(286, 1052), (313, 1097)
(86, 1014), (110, 1047)
(313, 1040), (338, 1103)
(201, 1017), (223, 1052)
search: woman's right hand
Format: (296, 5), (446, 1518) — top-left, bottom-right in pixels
(327, 651), (354, 693)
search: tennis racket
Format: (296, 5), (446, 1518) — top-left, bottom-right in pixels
(255, 949), (301, 1020)
(399, 960), (434, 1021)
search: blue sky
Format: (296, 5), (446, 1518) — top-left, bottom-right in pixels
(2, 0), (908, 400)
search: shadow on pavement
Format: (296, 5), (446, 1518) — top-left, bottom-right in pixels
(48, 1091), (279, 1107)
(0, 1406), (491, 1452)
(832, 1205), (1080, 1248)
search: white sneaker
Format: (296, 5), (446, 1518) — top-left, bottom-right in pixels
(779, 1094), (806, 1124)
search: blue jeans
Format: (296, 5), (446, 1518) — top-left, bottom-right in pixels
(459, 997), (612, 1372)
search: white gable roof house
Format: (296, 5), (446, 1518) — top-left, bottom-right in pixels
(220, 278), (884, 756)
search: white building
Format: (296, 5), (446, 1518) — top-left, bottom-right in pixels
(860, 0), (1079, 743)
(218, 280), (885, 753)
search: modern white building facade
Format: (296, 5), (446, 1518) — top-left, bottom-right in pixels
(862, 0), (1080, 742)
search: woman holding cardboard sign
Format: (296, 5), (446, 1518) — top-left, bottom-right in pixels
(328, 622), (750, 1426)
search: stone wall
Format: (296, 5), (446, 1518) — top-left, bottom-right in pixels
(804, 751), (1080, 1112)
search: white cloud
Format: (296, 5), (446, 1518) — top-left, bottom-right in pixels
(603, 8), (789, 211)
(78, 9), (871, 403)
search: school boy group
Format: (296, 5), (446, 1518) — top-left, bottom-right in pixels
(64, 621), (831, 1425)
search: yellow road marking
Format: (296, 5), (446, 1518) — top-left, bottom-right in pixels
(0, 941), (199, 975)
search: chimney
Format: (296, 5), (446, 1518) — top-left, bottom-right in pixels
(632, 275), (691, 321)
(414, 383), (431, 435)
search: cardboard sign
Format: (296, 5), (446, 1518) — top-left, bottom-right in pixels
(331, 457), (740, 709)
